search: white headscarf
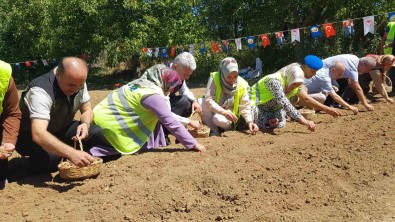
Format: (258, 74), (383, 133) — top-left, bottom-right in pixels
(279, 63), (305, 90)
(219, 57), (239, 95)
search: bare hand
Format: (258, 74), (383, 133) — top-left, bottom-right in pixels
(192, 101), (202, 114)
(220, 110), (238, 122)
(365, 104), (374, 111)
(73, 123), (90, 141)
(248, 122), (259, 134)
(0, 143), (15, 159)
(188, 120), (201, 130)
(332, 85), (339, 92)
(349, 106), (359, 115)
(193, 143), (206, 152)
(300, 118), (315, 132)
(325, 107), (341, 117)
(68, 150), (95, 167)
(386, 98), (395, 104)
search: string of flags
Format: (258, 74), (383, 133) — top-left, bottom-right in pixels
(141, 11), (395, 58)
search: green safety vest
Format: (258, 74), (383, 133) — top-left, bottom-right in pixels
(0, 61), (11, 115)
(384, 22), (395, 55)
(210, 72), (249, 118)
(93, 84), (162, 154)
(249, 72), (299, 107)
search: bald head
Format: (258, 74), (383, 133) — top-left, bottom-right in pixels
(329, 61), (345, 80)
(56, 57), (88, 96)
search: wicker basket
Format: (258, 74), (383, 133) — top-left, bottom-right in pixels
(58, 138), (103, 180)
(187, 124), (210, 138)
(299, 108), (315, 120)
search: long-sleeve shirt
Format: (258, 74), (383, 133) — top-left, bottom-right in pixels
(1, 77), (21, 145)
(261, 78), (301, 120)
(204, 76), (253, 123)
(142, 94), (196, 149)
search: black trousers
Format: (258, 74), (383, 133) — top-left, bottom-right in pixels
(341, 73), (372, 104)
(163, 94), (193, 137)
(324, 78), (349, 106)
(15, 121), (112, 173)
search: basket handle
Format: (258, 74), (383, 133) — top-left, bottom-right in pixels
(74, 137), (84, 151)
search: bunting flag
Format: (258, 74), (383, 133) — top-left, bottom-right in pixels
(222, 40), (230, 52)
(291, 29), (300, 42)
(275, 32), (284, 46)
(200, 43), (206, 54)
(246, 36), (256, 49)
(155, 48), (159, 57)
(343, 19), (355, 36)
(389, 12), (395, 22)
(310, 25), (322, 38)
(260, 34), (270, 48)
(42, 59), (48, 66)
(161, 47), (167, 58)
(211, 41), (220, 53)
(142, 48), (148, 53)
(25, 61), (32, 67)
(323, 23), (336, 38)
(147, 48), (153, 57)
(188, 44), (194, 55)
(170, 46), (176, 57)
(363, 16), (375, 35)
(15, 63), (20, 69)
(235, 38), (242, 51)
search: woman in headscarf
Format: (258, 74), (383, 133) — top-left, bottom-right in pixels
(250, 56), (319, 131)
(200, 57), (259, 136)
(93, 65), (206, 156)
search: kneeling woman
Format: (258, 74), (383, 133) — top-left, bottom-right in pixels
(93, 67), (205, 155)
(200, 57), (259, 136)
(250, 62), (315, 132)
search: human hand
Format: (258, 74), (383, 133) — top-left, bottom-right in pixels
(248, 122), (259, 134)
(188, 120), (201, 130)
(326, 107), (341, 117)
(364, 104), (374, 111)
(192, 101), (202, 114)
(220, 110), (238, 122)
(73, 123), (90, 141)
(68, 150), (95, 167)
(332, 85), (339, 92)
(0, 143), (15, 159)
(386, 97), (394, 104)
(193, 143), (206, 152)
(300, 118), (315, 132)
(349, 106), (359, 115)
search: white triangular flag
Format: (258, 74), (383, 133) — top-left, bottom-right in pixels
(235, 38), (242, 51)
(189, 44), (194, 55)
(42, 59), (48, 66)
(363, 16), (375, 35)
(291, 29), (300, 42)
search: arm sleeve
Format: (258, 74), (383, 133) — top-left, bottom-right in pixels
(204, 77), (224, 113)
(23, 86), (53, 120)
(239, 90), (253, 123)
(1, 77), (21, 145)
(141, 94), (197, 149)
(265, 79), (302, 120)
(80, 83), (91, 104)
(178, 81), (196, 102)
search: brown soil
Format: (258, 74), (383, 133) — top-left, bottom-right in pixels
(1, 88), (395, 221)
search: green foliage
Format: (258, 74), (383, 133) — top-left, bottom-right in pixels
(0, 0), (394, 87)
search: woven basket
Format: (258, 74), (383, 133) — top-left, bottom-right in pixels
(187, 124), (210, 138)
(58, 138), (103, 180)
(299, 108), (315, 120)
(187, 111), (210, 138)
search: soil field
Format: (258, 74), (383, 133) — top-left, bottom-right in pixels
(1, 87), (395, 222)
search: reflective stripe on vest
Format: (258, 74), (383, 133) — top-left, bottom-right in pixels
(93, 84), (161, 154)
(384, 22), (395, 55)
(0, 61), (11, 115)
(210, 72), (249, 118)
(249, 72), (299, 106)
